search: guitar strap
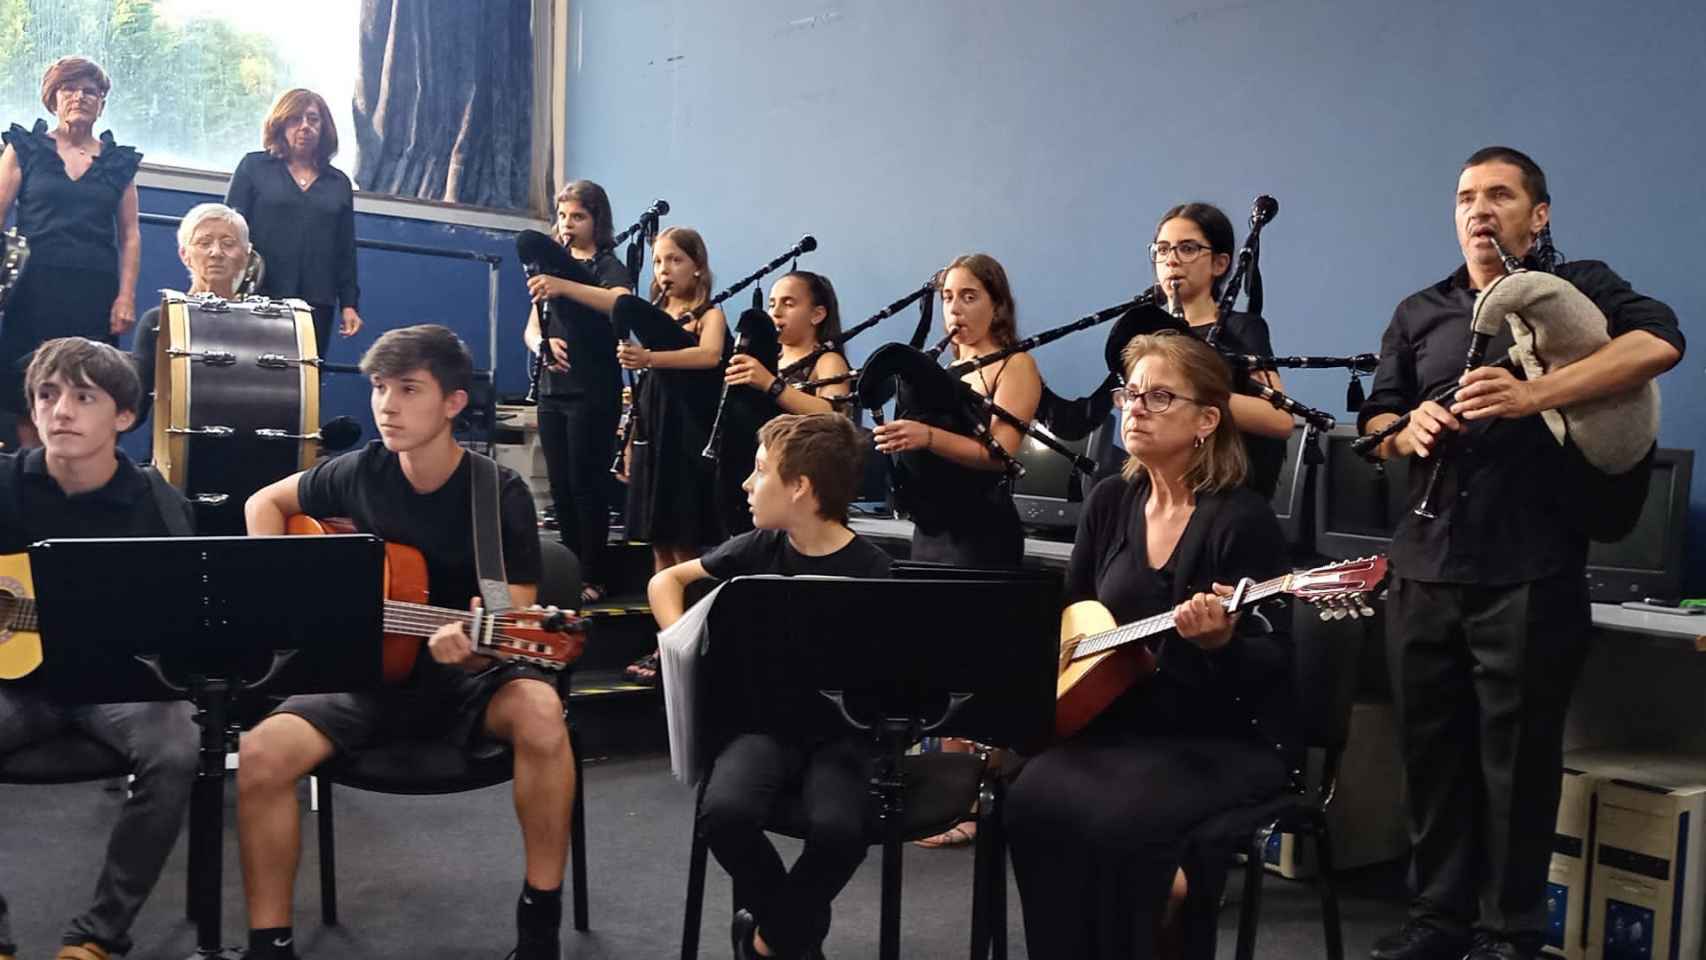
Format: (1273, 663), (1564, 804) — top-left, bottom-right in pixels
(468, 451), (514, 614)
(140, 465), (194, 537)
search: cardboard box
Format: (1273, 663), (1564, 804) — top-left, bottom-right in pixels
(1543, 767), (1602, 960)
(1568, 751), (1706, 960)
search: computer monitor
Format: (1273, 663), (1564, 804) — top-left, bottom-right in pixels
(1011, 428), (1094, 534)
(1270, 424), (1315, 554)
(1314, 424), (1413, 561)
(1586, 448), (1693, 604)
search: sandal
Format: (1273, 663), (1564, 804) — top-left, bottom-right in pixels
(624, 650), (661, 685)
(913, 820), (977, 849)
(580, 583), (607, 605)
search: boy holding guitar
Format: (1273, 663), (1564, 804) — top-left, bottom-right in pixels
(649, 413), (890, 960)
(0, 337), (197, 960)
(238, 325), (574, 960)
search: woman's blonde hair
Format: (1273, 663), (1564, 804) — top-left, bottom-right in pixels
(1119, 330), (1248, 494)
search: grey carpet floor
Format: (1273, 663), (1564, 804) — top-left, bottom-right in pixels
(2, 754), (1410, 958)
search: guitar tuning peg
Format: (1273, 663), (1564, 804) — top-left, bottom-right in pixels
(1318, 608), (1331, 621)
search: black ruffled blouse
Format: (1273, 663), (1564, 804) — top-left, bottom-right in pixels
(3, 119), (141, 272)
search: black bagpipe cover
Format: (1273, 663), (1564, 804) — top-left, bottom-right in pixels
(611, 294), (700, 352)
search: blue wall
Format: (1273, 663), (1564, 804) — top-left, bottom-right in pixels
(563, 0), (1706, 587)
(127, 185), (538, 455)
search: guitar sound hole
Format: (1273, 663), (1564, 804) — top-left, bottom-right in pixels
(0, 589), (15, 630)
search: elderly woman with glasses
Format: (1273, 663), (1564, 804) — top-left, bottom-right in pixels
(0, 56), (143, 448)
(1004, 330), (1296, 960)
(128, 203), (252, 428)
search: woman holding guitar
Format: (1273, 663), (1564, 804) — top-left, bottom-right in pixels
(1005, 330), (1295, 959)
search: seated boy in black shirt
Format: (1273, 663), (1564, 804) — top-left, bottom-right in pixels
(649, 413), (890, 960)
(237, 325), (573, 960)
(0, 337), (197, 960)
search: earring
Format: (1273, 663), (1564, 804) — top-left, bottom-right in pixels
(1193, 435), (1205, 449)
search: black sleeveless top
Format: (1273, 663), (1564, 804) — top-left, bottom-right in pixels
(893, 357), (1017, 534)
(3, 120), (141, 271)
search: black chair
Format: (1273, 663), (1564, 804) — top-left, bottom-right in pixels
(313, 539), (590, 931)
(679, 748), (1003, 960)
(1179, 594), (1375, 960)
(0, 731), (204, 921)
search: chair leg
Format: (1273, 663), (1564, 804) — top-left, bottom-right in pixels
(317, 776), (338, 927)
(969, 797), (995, 960)
(569, 728), (589, 932)
(681, 829), (710, 960)
(880, 836), (904, 960)
(990, 793), (1009, 960)
(1312, 814), (1345, 960)
(1234, 828), (1269, 960)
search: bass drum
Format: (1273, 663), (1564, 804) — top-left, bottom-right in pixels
(152, 292), (320, 534)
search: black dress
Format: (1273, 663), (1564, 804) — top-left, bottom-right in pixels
(0, 120), (140, 415)
(535, 248), (628, 588)
(892, 362), (1023, 568)
(624, 318), (723, 548)
(224, 150), (358, 355)
(1004, 475), (1295, 959)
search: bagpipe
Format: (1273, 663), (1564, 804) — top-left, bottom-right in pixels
(775, 273), (941, 384)
(1352, 234), (1657, 541)
(602, 235), (816, 468)
(516, 228), (609, 404)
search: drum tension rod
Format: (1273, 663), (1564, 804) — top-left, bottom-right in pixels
(168, 349), (237, 366)
(166, 426), (236, 438)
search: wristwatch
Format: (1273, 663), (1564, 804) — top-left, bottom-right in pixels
(766, 378), (787, 399)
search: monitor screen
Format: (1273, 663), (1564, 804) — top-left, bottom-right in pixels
(1314, 425), (1413, 560)
(1586, 448), (1692, 603)
(1012, 430), (1089, 501)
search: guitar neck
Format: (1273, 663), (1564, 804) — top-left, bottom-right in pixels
(1072, 572), (1290, 661)
(381, 599), (499, 643)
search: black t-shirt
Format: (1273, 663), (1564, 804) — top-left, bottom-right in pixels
(297, 441), (541, 609)
(1188, 312), (1286, 500)
(701, 527), (893, 581)
(1359, 259), (1685, 584)
(0, 448), (192, 551)
(540, 250), (630, 407)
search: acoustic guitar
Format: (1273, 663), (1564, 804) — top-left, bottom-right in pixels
(288, 516), (585, 683)
(1055, 555), (1388, 739)
(0, 552), (41, 680)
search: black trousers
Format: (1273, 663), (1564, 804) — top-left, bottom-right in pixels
(1385, 572), (1591, 935)
(537, 398), (619, 588)
(698, 734), (871, 957)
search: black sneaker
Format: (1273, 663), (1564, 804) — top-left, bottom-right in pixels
(506, 931), (560, 960)
(1463, 931), (1540, 959)
(1369, 918), (1471, 960)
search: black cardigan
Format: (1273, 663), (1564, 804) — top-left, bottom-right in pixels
(1066, 473), (1295, 749)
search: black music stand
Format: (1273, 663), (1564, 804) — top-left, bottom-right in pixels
(699, 575), (1058, 960)
(30, 534), (385, 958)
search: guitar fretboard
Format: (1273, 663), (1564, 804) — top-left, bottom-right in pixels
(1070, 573), (1290, 661)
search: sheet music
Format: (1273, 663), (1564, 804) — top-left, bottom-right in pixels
(658, 581), (726, 784)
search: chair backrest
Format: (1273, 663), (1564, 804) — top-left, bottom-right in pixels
(1288, 591), (1377, 757)
(538, 538), (581, 610)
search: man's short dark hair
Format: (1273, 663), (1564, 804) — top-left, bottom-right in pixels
(757, 413), (865, 521)
(24, 337), (142, 416)
(1464, 146), (1550, 205)
(359, 324), (474, 397)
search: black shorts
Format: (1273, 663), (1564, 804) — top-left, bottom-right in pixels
(272, 658), (561, 756)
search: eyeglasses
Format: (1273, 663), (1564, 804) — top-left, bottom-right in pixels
(1148, 240), (1212, 263)
(1110, 385), (1206, 414)
(57, 86), (105, 103)
(190, 237), (245, 254)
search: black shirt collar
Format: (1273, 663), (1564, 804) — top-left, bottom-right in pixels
(22, 447), (148, 505)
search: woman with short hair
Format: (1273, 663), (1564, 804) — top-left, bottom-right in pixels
(0, 55), (143, 448)
(225, 88), (362, 355)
